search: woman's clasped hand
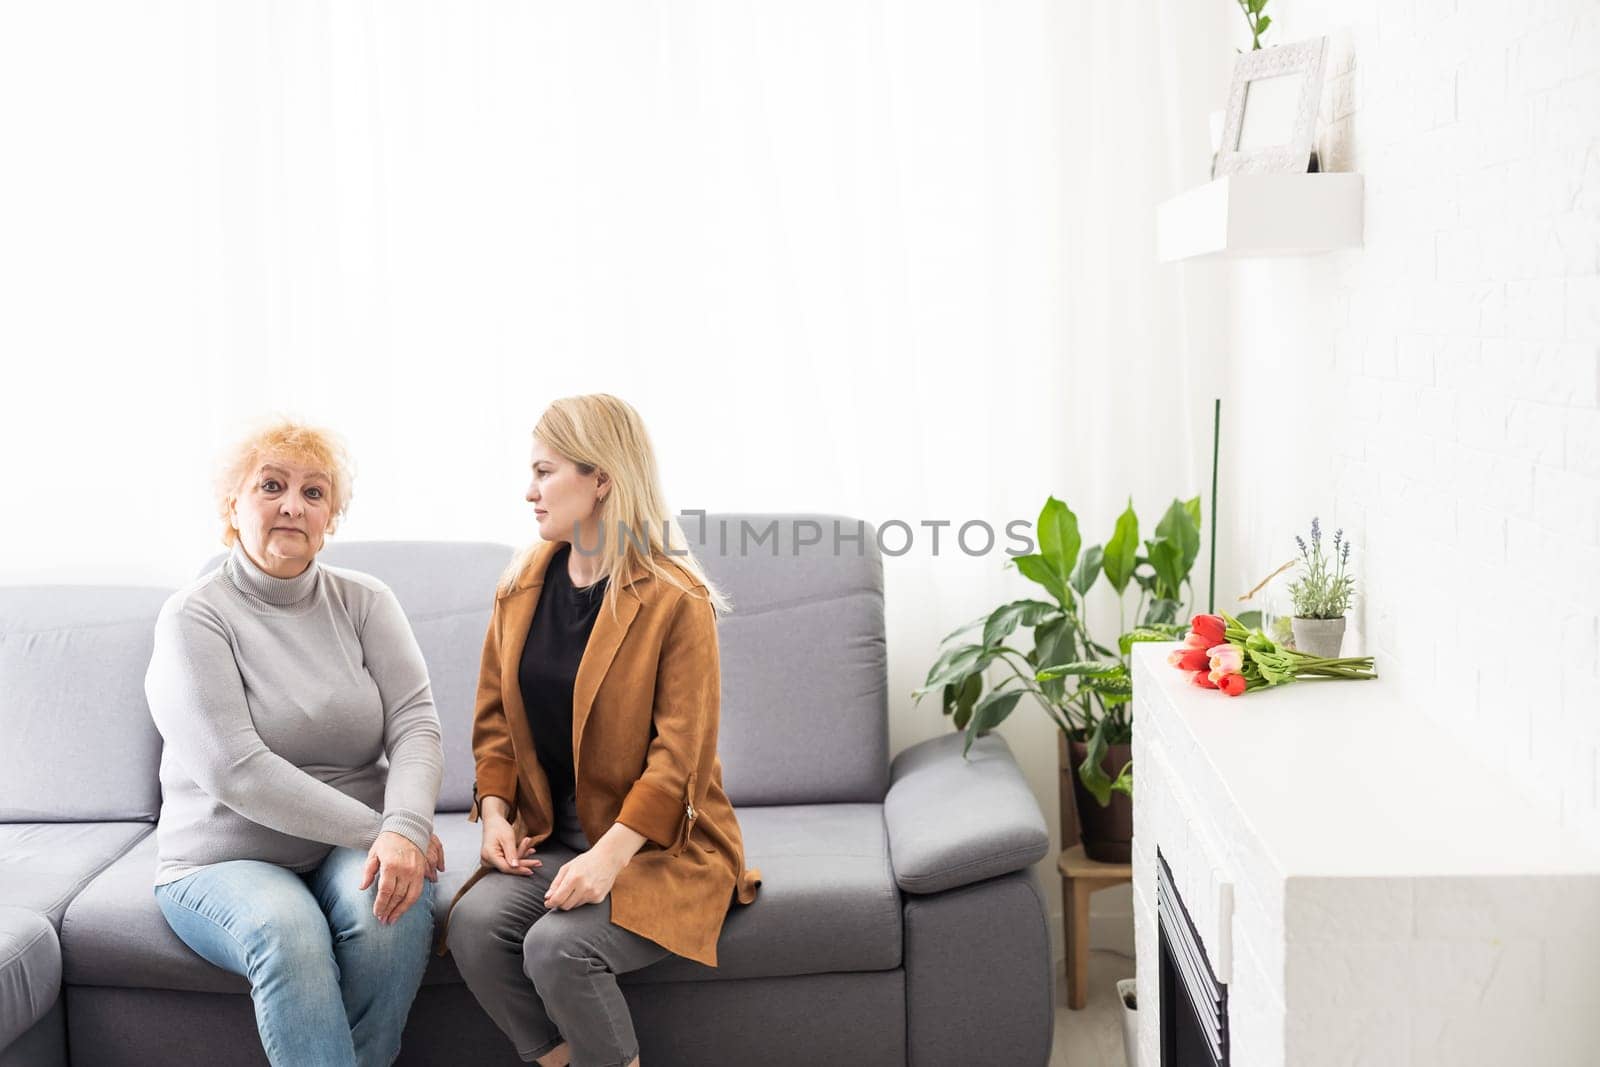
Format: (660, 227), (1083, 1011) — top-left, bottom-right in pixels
(358, 831), (447, 924)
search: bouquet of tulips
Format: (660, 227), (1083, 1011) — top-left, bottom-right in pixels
(1167, 612), (1377, 696)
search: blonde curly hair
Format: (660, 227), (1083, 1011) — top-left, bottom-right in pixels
(216, 418), (355, 547)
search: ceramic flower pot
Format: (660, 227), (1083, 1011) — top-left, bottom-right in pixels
(1062, 733), (1132, 863)
(1118, 978), (1140, 1067)
(1291, 616), (1346, 657)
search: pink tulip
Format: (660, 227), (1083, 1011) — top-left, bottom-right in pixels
(1207, 643), (1244, 675)
(1183, 631), (1211, 650)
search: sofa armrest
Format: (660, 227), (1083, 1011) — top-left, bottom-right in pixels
(883, 731), (1049, 895)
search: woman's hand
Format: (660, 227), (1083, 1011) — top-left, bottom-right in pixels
(423, 833), (446, 882)
(358, 830), (429, 924)
(480, 801), (542, 876)
(544, 823), (644, 911)
(545, 844), (628, 911)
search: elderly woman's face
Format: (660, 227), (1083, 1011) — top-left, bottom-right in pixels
(230, 455), (335, 578)
(526, 440), (608, 544)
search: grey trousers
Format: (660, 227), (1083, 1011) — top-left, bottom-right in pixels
(449, 844), (673, 1067)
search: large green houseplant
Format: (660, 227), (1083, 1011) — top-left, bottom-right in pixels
(914, 494), (1202, 860)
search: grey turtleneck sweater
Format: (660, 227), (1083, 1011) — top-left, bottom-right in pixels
(146, 543), (443, 885)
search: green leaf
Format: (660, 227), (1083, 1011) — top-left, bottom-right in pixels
(1083, 673), (1132, 697)
(939, 611), (990, 644)
(1141, 597), (1182, 626)
(1235, 609), (1264, 630)
(1077, 718), (1114, 806)
(914, 643), (990, 699)
(1036, 497), (1082, 586)
(1071, 545), (1104, 597)
(1013, 553), (1070, 608)
(951, 673), (982, 730)
(1118, 626), (1180, 655)
(962, 689), (1024, 756)
(1109, 761), (1134, 798)
(1183, 495), (1202, 534)
(1146, 538), (1183, 600)
(1102, 502), (1140, 594)
(1155, 499), (1201, 580)
(1254, 13), (1271, 35)
(981, 598), (1059, 649)
(1032, 614), (1075, 700)
(1035, 659), (1122, 681)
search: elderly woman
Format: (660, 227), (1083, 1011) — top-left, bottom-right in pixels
(444, 394), (762, 1067)
(145, 419), (445, 1067)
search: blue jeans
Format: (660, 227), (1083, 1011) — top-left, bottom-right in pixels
(155, 846), (435, 1067)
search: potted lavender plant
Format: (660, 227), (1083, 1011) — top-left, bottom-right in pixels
(1287, 518), (1355, 657)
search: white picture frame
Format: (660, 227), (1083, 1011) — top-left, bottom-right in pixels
(1213, 37), (1327, 177)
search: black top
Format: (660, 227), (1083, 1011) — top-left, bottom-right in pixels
(518, 542), (609, 806)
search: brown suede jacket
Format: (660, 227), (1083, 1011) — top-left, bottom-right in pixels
(444, 540), (761, 967)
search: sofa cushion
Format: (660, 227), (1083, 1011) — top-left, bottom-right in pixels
(0, 586), (172, 822)
(63, 817), (482, 993)
(0, 823), (152, 927)
(622, 803), (901, 983)
(63, 830), (427, 994)
(0, 907), (60, 1050)
(64, 806), (901, 991)
(694, 514), (890, 807)
(438, 806), (903, 982)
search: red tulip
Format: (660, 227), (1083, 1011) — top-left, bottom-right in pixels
(1191, 614), (1226, 645)
(1217, 672), (1247, 697)
(1190, 670), (1219, 689)
(1166, 647), (1209, 671)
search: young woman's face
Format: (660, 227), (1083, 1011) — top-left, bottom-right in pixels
(526, 440), (608, 543)
(230, 455), (335, 578)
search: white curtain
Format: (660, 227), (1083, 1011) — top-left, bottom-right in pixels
(1059, 2), (1235, 582)
(0, 0), (1228, 960)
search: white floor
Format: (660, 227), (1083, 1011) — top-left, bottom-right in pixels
(1050, 949), (1135, 1067)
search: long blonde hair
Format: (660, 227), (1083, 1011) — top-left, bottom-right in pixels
(499, 394), (732, 620)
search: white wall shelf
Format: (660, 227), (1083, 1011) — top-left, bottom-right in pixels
(1156, 172), (1363, 262)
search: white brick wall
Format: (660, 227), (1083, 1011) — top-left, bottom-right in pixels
(1225, 1), (1600, 843)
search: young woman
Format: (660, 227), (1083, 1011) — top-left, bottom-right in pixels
(445, 394), (761, 1067)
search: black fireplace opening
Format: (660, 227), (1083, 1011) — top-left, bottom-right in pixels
(1157, 849), (1230, 1067)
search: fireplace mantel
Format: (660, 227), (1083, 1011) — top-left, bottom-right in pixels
(1130, 642), (1600, 1066)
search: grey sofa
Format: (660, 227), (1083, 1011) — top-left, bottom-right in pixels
(0, 514), (1053, 1066)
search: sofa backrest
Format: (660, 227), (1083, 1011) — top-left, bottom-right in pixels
(690, 513), (888, 806)
(0, 585), (173, 822)
(0, 516), (886, 825)
(321, 519), (891, 809)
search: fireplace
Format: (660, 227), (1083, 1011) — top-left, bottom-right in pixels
(1157, 849), (1229, 1066)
